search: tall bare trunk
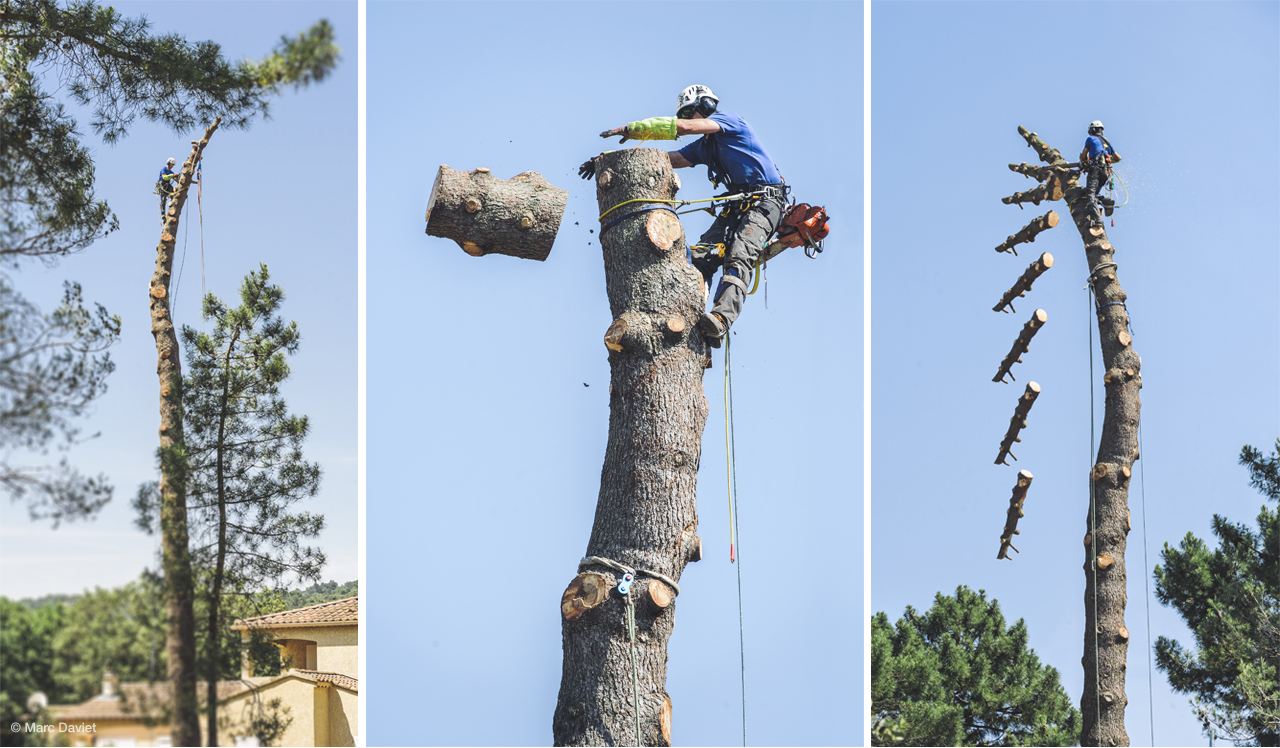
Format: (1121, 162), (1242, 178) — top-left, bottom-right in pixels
(553, 149), (709, 746)
(1017, 125), (1139, 746)
(152, 119), (219, 747)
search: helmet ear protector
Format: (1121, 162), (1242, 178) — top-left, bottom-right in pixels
(678, 97), (718, 120)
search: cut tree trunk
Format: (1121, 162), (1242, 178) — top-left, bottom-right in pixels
(553, 148), (709, 747)
(1018, 124), (1138, 747)
(995, 211), (1059, 256)
(425, 165), (567, 261)
(993, 252), (1054, 313)
(993, 309), (1048, 383)
(997, 469), (1034, 560)
(995, 381), (1041, 466)
(151, 119), (219, 747)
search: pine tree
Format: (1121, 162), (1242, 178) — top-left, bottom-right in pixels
(1154, 440), (1280, 745)
(180, 265), (322, 747)
(872, 586), (1082, 746)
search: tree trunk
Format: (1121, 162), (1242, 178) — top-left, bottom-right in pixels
(206, 331), (236, 748)
(1017, 125), (1137, 746)
(553, 148), (709, 747)
(152, 119), (219, 747)
(425, 165), (567, 261)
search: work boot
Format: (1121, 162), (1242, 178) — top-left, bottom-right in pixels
(698, 312), (727, 349)
(1100, 196), (1115, 217)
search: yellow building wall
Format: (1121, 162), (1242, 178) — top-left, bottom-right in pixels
(241, 623), (356, 679)
(270, 624), (357, 676)
(331, 687), (358, 745)
(217, 675), (356, 747)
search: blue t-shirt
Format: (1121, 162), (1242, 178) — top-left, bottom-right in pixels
(676, 111), (782, 188)
(158, 166), (178, 193)
(1084, 135), (1115, 161)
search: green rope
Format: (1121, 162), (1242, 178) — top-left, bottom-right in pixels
(624, 589), (641, 747)
(725, 336), (747, 747)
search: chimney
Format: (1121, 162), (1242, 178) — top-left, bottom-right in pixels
(102, 671), (118, 698)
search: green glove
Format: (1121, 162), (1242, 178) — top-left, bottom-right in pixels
(625, 116), (678, 141)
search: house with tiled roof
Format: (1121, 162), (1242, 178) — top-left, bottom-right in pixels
(223, 595), (359, 746)
(50, 672), (250, 746)
(51, 596), (358, 747)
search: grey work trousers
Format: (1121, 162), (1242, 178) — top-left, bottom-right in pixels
(688, 192), (786, 330)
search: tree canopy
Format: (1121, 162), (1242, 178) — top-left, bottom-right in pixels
(1154, 440), (1280, 745)
(0, 0), (339, 524)
(872, 586), (1081, 746)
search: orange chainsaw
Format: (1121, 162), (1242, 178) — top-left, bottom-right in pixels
(763, 203), (830, 262)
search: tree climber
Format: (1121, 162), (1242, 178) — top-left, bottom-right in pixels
(157, 157), (179, 221)
(1079, 121), (1121, 227)
(579, 85), (786, 348)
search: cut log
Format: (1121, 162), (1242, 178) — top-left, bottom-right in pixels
(997, 470), (1035, 560)
(995, 381), (1041, 465)
(561, 572), (612, 621)
(993, 309), (1048, 383)
(425, 165), (567, 261)
(1007, 161), (1079, 183)
(996, 213), (1059, 256)
(1096, 553), (1114, 571)
(994, 252), (1054, 311)
(646, 580), (673, 611)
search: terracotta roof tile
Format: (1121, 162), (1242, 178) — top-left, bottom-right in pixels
(293, 670), (358, 692)
(232, 595), (358, 629)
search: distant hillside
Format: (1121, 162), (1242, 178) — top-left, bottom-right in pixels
(17, 581), (356, 612)
(18, 592), (80, 609)
(282, 580), (358, 610)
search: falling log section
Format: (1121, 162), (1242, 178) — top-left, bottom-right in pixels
(995, 381), (1040, 466)
(993, 309), (1048, 383)
(997, 470), (1034, 560)
(994, 253), (1054, 312)
(995, 212), (1059, 256)
(425, 165), (568, 261)
(1018, 124), (1141, 747)
(150, 119), (219, 748)
(554, 148), (708, 747)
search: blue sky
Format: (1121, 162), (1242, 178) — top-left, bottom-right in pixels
(871, 2), (1278, 746)
(0, 2), (359, 598)
(366, 2), (861, 745)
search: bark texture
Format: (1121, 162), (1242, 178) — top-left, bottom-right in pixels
(152, 119), (219, 747)
(425, 165), (567, 261)
(997, 470), (1034, 560)
(994, 252), (1054, 313)
(1018, 124), (1138, 746)
(553, 148), (709, 747)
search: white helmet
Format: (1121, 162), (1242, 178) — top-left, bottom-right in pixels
(166, 157), (176, 166)
(676, 85), (719, 119)
(1088, 120), (1104, 133)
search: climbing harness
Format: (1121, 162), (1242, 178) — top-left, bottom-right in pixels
(723, 336), (747, 747)
(577, 556), (680, 747)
